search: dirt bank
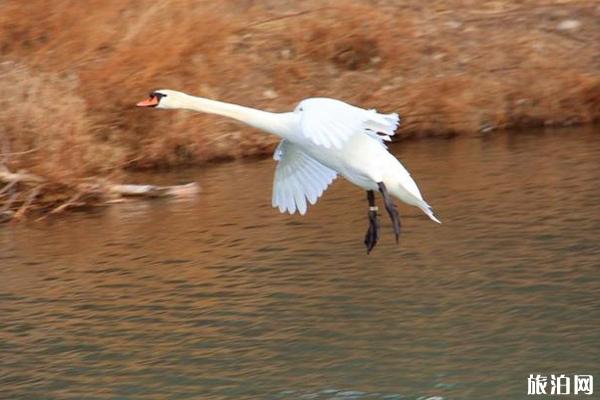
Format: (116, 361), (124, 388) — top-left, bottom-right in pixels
(1, 0), (599, 179)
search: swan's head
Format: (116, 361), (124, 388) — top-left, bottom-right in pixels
(136, 89), (186, 109)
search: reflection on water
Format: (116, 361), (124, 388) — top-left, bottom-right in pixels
(1, 128), (599, 399)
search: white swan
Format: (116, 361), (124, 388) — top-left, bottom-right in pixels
(137, 90), (440, 253)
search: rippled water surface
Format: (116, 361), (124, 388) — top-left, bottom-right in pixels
(1, 128), (599, 399)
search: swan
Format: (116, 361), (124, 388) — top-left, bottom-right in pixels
(137, 90), (440, 253)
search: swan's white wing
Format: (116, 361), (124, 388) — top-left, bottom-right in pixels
(272, 140), (337, 215)
(298, 98), (400, 149)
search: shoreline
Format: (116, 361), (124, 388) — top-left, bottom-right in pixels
(0, 0), (598, 220)
(2, 123), (597, 224)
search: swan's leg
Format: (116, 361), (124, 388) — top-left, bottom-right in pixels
(378, 182), (401, 243)
(364, 190), (380, 254)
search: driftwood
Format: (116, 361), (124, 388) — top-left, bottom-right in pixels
(0, 167), (45, 184)
(12, 185), (44, 222)
(109, 183), (199, 198)
(0, 164), (200, 223)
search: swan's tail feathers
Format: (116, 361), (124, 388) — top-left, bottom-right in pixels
(416, 200), (442, 224)
(383, 158), (440, 224)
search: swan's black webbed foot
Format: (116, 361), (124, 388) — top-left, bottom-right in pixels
(378, 182), (401, 244)
(364, 190), (380, 254)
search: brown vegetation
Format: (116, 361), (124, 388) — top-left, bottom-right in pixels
(0, 0), (598, 218)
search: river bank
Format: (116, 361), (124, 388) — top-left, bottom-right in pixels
(0, 0), (598, 219)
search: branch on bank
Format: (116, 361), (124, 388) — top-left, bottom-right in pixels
(0, 164), (200, 223)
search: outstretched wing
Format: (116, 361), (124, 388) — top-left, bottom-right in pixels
(298, 98), (400, 149)
(272, 140), (337, 215)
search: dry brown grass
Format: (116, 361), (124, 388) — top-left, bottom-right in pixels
(0, 62), (121, 179)
(0, 0), (598, 177)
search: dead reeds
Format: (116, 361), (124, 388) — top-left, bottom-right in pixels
(0, 0), (598, 220)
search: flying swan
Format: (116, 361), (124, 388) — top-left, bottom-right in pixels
(137, 90), (440, 253)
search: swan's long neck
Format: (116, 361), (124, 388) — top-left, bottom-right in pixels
(173, 93), (295, 137)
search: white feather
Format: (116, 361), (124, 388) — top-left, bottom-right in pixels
(298, 98), (399, 149)
(272, 140), (337, 215)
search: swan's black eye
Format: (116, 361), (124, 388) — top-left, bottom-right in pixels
(150, 92), (167, 99)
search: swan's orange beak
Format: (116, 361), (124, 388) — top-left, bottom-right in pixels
(136, 96), (159, 107)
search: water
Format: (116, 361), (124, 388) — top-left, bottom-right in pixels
(1, 128), (599, 400)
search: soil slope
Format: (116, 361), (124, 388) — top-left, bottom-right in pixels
(0, 0), (598, 178)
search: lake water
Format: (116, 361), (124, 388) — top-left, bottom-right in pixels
(1, 128), (599, 399)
